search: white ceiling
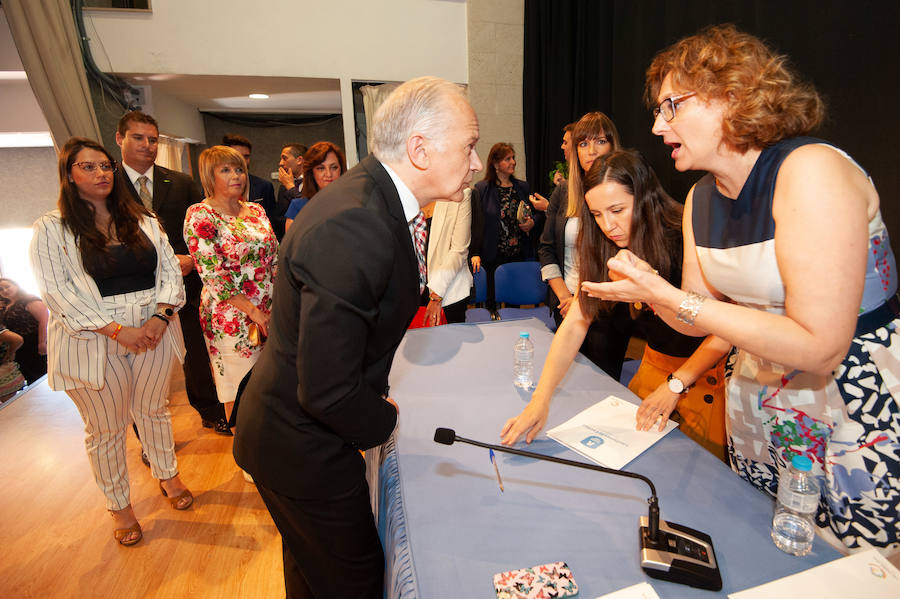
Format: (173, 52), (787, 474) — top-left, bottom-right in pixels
(121, 73), (342, 115)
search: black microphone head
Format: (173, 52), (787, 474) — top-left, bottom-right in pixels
(434, 428), (456, 445)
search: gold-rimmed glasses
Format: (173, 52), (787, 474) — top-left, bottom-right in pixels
(73, 161), (117, 173)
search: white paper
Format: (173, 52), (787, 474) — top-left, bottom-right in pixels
(728, 549), (900, 598)
(593, 582), (661, 599)
(545, 396), (677, 470)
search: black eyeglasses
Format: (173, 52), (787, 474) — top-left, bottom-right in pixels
(652, 92), (697, 122)
(73, 161), (117, 173)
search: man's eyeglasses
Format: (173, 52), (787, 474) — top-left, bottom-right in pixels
(73, 161), (117, 173)
(652, 92), (697, 122)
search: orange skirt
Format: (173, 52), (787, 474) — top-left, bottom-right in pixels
(627, 345), (727, 462)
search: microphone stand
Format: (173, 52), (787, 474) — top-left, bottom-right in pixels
(434, 428), (722, 591)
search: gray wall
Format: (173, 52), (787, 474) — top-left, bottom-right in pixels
(0, 146), (59, 228)
(200, 114), (345, 185)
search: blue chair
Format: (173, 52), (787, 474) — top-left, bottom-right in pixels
(465, 267), (493, 322)
(494, 261), (555, 330)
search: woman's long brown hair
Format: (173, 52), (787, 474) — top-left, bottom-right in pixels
(57, 137), (151, 277)
(577, 150), (683, 321)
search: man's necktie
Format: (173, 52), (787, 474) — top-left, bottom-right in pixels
(137, 175), (153, 211)
(411, 211), (427, 293)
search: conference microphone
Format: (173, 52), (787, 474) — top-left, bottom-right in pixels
(433, 427), (722, 592)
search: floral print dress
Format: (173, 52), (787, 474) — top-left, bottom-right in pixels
(184, 202), (277, 404)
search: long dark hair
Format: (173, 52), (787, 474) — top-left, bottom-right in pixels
(57, 137), (151, 277)
(482, 142), (515, 186)
(300, 141), (347, 199)
(566, 112), (620, 218)
(577, 150), (682, 321)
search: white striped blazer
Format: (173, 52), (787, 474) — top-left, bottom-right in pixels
(426, 189), (474, 306)
(29, 210), (186, 391)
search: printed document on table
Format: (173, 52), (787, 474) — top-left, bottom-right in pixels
(545, 396), (677, 470)
(728, 549), (900, 598)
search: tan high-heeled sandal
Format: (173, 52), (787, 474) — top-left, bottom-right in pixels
(159, 480), (194, 510)
(110, 509), (142, 546)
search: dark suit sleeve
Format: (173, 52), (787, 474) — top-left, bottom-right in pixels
(290, 208), (398, 449)
(261, 180), (276, 219)
(469, 185), (483, 260)
(538, 184), (566, 271)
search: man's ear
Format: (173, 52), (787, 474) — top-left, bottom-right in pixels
(115, 131), (124, 147)
(407, 133), (429, 171)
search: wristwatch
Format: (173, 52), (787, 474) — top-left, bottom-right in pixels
(158, 307), (174, 317)
(667, 373), (689, 394)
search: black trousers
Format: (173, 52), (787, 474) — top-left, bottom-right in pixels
(256, 479), (384, 599)
(178, 302), (225, 421)
(551, 302), (630, 381)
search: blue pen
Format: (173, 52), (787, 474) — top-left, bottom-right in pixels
(489, 449), (504, 492)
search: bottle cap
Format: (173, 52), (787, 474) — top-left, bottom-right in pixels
(790, 455), (813, 472)
(519, 332), (529, 338)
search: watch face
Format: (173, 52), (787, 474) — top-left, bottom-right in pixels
(667, 375), (685, 394)
(163, 308), (174, 316)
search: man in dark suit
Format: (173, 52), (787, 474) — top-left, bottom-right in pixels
(234, 77), (482, 598)
(115, 111), (230, 435)
(221, 133), (277, 223)
(272, 142), (307, 241)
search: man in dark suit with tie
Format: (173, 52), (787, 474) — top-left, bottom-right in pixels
(115, 111), (230, 435)
(234, 77), (482, 598)
(221, 133), (277, 222)
(272, 142), (307, 241)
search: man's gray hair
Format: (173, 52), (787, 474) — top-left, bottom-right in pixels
(370, 76), (467, 163)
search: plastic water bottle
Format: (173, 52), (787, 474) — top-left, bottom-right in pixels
(513, 332), (534, 389)
(771, 455), (819, 556)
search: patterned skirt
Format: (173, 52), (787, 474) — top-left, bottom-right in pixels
(725, 318), (900, 550)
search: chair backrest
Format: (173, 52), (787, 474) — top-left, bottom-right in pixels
(494, 261), (546, 306)
(472, 267), (487, 304)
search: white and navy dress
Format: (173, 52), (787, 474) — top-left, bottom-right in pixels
(692, 137), (900, 550)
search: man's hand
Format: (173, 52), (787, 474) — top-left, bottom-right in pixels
(278, 166), (295, 189)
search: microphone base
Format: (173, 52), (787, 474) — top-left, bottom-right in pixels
(639, 516), (722, 591)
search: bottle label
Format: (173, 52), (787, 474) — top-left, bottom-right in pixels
(777, 482), (818, 514)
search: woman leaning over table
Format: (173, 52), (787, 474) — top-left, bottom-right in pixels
(30, 137), (193, 547)
(502, 150), (730, 461)
(583, 25), (899, 551)
(184, 146), (277, 424)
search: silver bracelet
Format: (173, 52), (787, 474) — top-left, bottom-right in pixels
(676, 291), (707, 325)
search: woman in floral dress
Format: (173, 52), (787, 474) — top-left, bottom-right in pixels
(184, 146), (277, 421)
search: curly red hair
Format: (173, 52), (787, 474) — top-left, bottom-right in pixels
(645, 24), (824, 153)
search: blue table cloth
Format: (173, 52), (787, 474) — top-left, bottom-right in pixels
(370, 319), (841, 598)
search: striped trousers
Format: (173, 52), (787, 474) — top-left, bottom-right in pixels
(66, 289), (178, 511)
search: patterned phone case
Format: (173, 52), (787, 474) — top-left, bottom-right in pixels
(493, 561), (578, 598)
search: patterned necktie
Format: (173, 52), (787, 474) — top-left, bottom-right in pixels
(137, 175), (153, 211)
(410, 211), (427, 293)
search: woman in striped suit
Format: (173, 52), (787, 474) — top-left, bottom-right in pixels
(30, 137), (193, 546)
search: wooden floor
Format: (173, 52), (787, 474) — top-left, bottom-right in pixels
(0, 371), (284, 599)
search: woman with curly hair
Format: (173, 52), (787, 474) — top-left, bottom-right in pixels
(184, 146), (278, 423)
(583, 25), (899, 551)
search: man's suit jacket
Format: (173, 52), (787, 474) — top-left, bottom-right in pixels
(233, 156), (418, 499)
(117, 164), (204, 304)
(247, 173), (276, 225)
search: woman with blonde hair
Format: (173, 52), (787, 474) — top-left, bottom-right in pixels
(584, 25), (899, 551)
(184, 146), (278, 424)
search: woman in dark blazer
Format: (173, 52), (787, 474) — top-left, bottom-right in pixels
(469, 143), (543, 311)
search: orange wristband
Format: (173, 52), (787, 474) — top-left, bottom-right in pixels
(110, 323), (123, 340)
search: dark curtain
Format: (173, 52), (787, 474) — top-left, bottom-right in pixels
(523, 0), (900, 241)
